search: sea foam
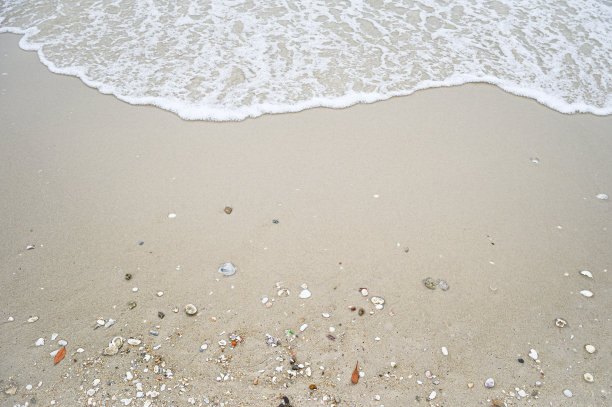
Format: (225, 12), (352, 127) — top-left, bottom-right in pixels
(1, 0), (611, 120)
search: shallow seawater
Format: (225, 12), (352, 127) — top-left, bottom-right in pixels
(1, 0), (610, 120)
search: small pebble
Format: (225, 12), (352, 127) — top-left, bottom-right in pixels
(438, 280), (449, 291)
(299, 289), (312, 299)
(322, 313), (330, 318)
(580, 290), (594, 297)
(168, 213), (176, 218)
(124, 273), (132, 280)
(427, 391), (436, 401)
(360, 288), (368, 296)
(35, 338), (45, 347)
(517, 389), (527, 397)
(7, 317), (14, 322)
(580, 270), (593, 278)
(595, 193), (608, 200)
(92, 379), (100, 386)
(132, 287), (138, 292)
(200, 344), (208, 352)
(27, 316), (39, 323)
(441, 346), (448, 356)
(583, 373), (594, 383)
(484, 378), (495, 388)
(224, 206), (232, 214)
(158, 311), (165, 319)
(157, 291), (163, 297)
(25, 384), (32, 391)
(300, 324), (308, 332)
(529, 349), (538, 360)
(584, 344), (596, 354)
(467, 382), (474, 388)
(58, 340), (67, 346)
(149, 330), (159, 336)
(563, 389), (572, 398)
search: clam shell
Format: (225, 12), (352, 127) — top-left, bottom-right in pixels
(555, 318), (568, 328)
(127, 338), (141, 346)
(580, 290), (594, 298)
(371, 296), (385, 310)
(111, 336), (124, 348)
(579, 270), (593, 278)
(185, 304), (198, 315)
(218, 263), (236, 276)
(103, 345), (119, 356)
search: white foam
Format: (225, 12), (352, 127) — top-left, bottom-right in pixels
(1, 0), (611, 121)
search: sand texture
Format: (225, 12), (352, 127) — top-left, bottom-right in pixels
(1, 34), (611, 407)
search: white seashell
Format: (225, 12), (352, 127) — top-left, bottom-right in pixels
(441, 346), (448, 356)
(27, 316), (39, 323)
(371, 296), (385, 309)
(322, 313), (330, 318)
(300, 324), (308, 332)
(157, 291), (163, 297)
(427, 391), (436, 401)
(103, 345), (119, 356)
(199, 344), (208, 351)
(92, 379), (100, 386)
(484, 378), (495, 388)
(58, 340), (67, 346)
(132, 287), (138, 292)
(105, 319), (116, 328)
(518, 389), (527, 397)
(583, 373), (594, 382)
(185, 304), (198, 315)
(168, 213), (177, 218)
(127, 338), (141, 346)
(563, 389), (572, 398)
(584, 344), (596, 354)
(579, 270), (593, 278)
(50, 349), (60, 357)
(218, 340), (227, 346)
(218, 263), (236, 276)
(529, 349), (538, 360)
(51, 333), (58, 340)
(35, 338), (45, 347)
(299, 289), (311, 299)
(77, 348), (84, 353)
(360, 288), (369, 296)
(595, 193), (608, 200)
(97, 319), (105, 325)
(580, 290), (594, 298)
(112, 336), (124, 348)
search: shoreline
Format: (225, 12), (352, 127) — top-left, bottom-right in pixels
(1, 33), (611, 406)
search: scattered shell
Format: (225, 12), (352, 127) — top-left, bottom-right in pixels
(224, 206), (233, 214)
(580, 290), (594, 298)
(35, 338), (45, 346)
(300, 324), (308, 332)
(157, 291), (164, 297)
(467, 382), (474, 389)
(423, 277), (437, 290)
(104, 319), (116, 328)
(579, 270), (593, 278)
(158, 311), (165, 319)
(371, 296), (385, 310)
(529, 349), (538, 360)
(168, 213), (177, 218)
(322, 313), (330, 318)
(200, 344), (208, 351)
(185, 304), (198, 315)
(112, 337), (124, 347)
(51, 333), (58, 340)
(149, 330), (159, 336)
(584, 344), (596, 354)
(438, 280), (449, 291)
(26, 245), (35, 250)
(563, 389), (572, 398)
(132, 287), (138, 292)
(127, 338), (141, 346)
(124, 273), (132, 280)
(583, 373), (594, 383)
(128, 301), (137, 310)
(555, 318), (568, 328)
(218, 263), (236, 276)
(441, 346), (448, 356)
(58, 340), (67, 346)
(27, 316), (39, 323)
(427, 391), (437, 401)
(103, 345), (119, 356)
(484, 378), (495, 388)
(7, 317), (14, 322)
(299, 289), (312, 299)
(360, 288), (369, 296)
(595, 193), (608, 200)
(218, 340), (227, 346)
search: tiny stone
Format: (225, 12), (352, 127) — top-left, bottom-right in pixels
(224, 206), (232, 214)
(584, 344), (596, 353)
(584, 373), (594, 382)
(92, 379), (100, 386)
(484, 378), (495, 388)
(124, 273), (132, 280)
(467, 382), (474, 388)
(35, 338), (45, 346)
(595, 193), (608, 200)
(149, 330), (159, 336)
(58, 340), (67, 346)
(358, 308), (365, 316)
(157, 291), (163, 297)
(26, 384), (32, 391)
(563, 389), (572, 398)
(518, 358), (524, 363)
(322, 313), (330, 318)
(299, 289), (312, 299)
(580, 290), (594, 297)
(427, 391), (436, 401)
(529, 349), (538, 360)
(518, 389), (527, 397)
(438, 280), (449, 291)
(27, 316), (39, 323)
(168, 213), (176, 218)
(51, 333), (58, 340)
(309, 384), (317, 390)
(158, 311), (165, 319)
(8, 317), (14, 322)
(200, 344), (208, 352)
(441, 346), (448, 356)
(423, 277), (437, 290)
(132, 287), (138, 292)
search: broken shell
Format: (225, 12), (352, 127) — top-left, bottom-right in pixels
(423, 277), (437, 290)
(299, 289), (312, 299)
(360, 288), (369, 296)
(580, 290), (594, 298)
(27, 316), (39, 323)
(595, 193), (608, 200)
(358, 308), (365, 316)
(103, 345), (119, 356)
(579, 270), (593, 278)
(370, 297), (385, 310)
(555, 318), (568, 328)
(124, 273), (132, 280)
(158, 311), (165, 319)
(484, 378), (495, 388)
(584, 344), (596, 354)
(185, 304), (198, 315)
(438, 280), (449, 291)
(128, 301), (137, 309)
(583, 373), (594, 383)
(111, 337), (124, 348)
(224, 206), (233, 214)
(218, 262), (236, 276)
(127, 338), (141, 346)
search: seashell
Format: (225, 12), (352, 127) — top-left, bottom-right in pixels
(580, 290), (593, 298)
(528, 349), (538, 360)
(185, 304), (198, 315)
(360, 288), (369, 296)
(218, 262), (236, 276)
(583, 373), (594, 383)
(579, 270), (593, 278)
(423, 277), (437, 290)
(299, 289), (312, 299)
(563, 389), (572, 398)
(127, 338), (141, 346)
(555, 318), (567, 328)
(371, 296), (385, 310)
(484, 378), (495, 388)
(128, 301), (137, 310)
(595, 193), (608, 200)
(584, 344), (596, 354)
(438, 280), (449, 291)
(27, 316), (39, 323)
(104, 319), (116, 328)
(103, 344), (119, 356)
(111, 336), (124, 348)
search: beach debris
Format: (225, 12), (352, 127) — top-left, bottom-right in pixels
(272, 219), (279, 224)
(218, 262), (236, 276)
(309, 384), (317, 390)
(563, 389), (573, 398)
(580, 290), (594, 298)
(518, 358), (524, 363)
(158, 311), (165, 319)
(360, 288), (369, 296)
(156, 291), (163, 297)
(423, 277), (437, 289)
(299, 288), (312, 299)
(103, 337), (124, 356)
(327, 334), (336, 340)
(265, 334), (280, 346)
(484, 378), (495, 388)
(27, 316), (39, 323)
(127, 338), (141, 346)
(358, 308), (365, 316)
(351, 362), (359, 384)
(530, 157), (540, 164)
(124, 273), (132, 280)
(528, 349), (538, 360)
(300, 324), (308, 332)
(58, 339), (67, 346)
(595, 193), (608, 200)
(200, 344), (208, 352)
(584, 373), (594, 382)
(229, 333), (243, 347)
(54, 347), (66, 365)
(438, 279), (450, 291)
(584, 344), (596, 354)
(224, 206), (232, 214)
(322, 313), (330, 318)
(579, 270), (593, 278)
(371, 296), (385, 310)
(185, 304), (198, 315)
(35, 338), (45, 346)
(168, 213), (176, 218)
(555, 318), (568, 328)
(26, 244), (35, 250)
(128, 301), (137, 310)
(427, 391), (437, 401)
(51, 333), (58, 340)
(104, 319), (116, 328)
(441, 346), (449, 356)
(467, 382), (474, 388)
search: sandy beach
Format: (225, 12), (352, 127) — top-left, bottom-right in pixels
(0, 32), (611, 407)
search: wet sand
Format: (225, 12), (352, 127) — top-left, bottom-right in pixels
(0, 33), (611, 406)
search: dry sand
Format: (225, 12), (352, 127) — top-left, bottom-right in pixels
(0, 33), (611, 407)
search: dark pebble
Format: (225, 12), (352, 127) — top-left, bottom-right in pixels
(138, 241), (144, 245)
(518, 358), (524, 363)
(291, 364), (300, 370)
(158, 311), (165, 319)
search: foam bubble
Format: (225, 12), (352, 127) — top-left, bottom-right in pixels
(1, 0), (610, 120)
